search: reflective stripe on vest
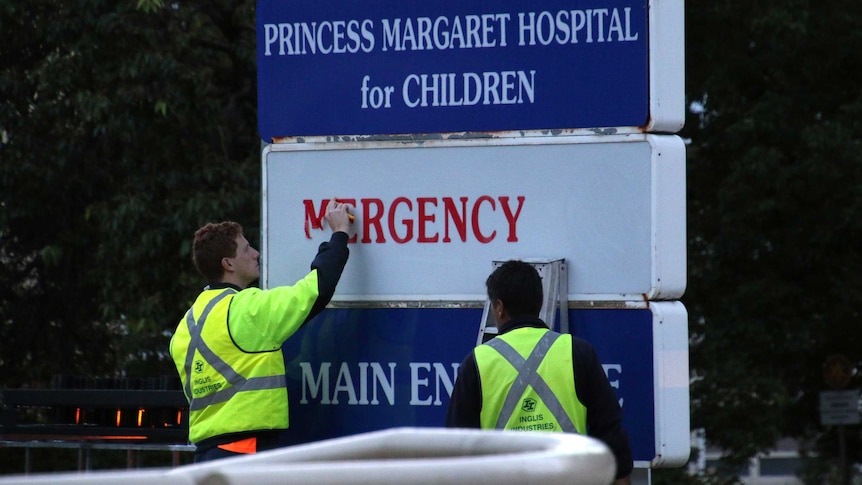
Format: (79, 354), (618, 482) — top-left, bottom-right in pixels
(182, 289), (287, 412)
(485, 332), (577, 433)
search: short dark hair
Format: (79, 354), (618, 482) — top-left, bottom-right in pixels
(485, 260), (543, 317)
(192, 221), (243, 283)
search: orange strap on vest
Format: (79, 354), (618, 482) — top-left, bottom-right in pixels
(217, 437), (257, 454)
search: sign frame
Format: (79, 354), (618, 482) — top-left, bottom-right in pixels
(277, 300), (689, 468)
(261, 133), (686, 301)
(256, 0), (684, 140)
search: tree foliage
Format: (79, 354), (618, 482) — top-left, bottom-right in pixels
(0, 0), (259, 385)
(683, 0), (862, 477)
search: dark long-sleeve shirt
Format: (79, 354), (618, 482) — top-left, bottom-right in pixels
(445, 316), (633, 479)
(305, 231), (350, 321)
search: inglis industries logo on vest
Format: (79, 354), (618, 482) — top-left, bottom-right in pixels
(194, 360), (205, 374)
(516, 397), (550, 430)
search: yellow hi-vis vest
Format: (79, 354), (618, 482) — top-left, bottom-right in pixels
(475, 327), (587, 434)
(170, 288), (289, 444)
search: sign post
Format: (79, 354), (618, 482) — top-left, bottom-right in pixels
(821, 355), (859, 485)
(256, 0), (687, 480)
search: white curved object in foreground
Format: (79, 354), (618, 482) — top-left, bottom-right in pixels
(0, 427), (616, 485)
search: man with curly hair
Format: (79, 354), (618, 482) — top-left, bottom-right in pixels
(171, 198), (351, 462)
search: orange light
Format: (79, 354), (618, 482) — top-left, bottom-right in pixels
(75, 408), (81, 425)
(79, 435), (149, 441)
(116, 409), (122, 427)
(137, 408), (144, 427)
(176, 409), (182, 425)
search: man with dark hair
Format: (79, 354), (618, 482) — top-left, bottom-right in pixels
(446, 260), (633, 484)
(170, 198), (351, 462)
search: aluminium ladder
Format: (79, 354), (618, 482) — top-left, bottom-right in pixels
(476, 258), (568, 346)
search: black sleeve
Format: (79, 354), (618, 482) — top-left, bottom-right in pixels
(304, 231), (350, 322)
(445, 351), (482, 428)
(572, 337), (633, 479)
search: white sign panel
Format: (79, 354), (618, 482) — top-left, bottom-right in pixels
(262, 134), (685, 301)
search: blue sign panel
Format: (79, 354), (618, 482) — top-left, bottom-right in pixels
(257, 0), (648, 140)
(279, 307), (657, 463)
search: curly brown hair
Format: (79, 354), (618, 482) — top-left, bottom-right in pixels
(192, 221), (243, 284)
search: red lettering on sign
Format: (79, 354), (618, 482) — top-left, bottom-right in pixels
(500, 196), (525, 242)
(303, 198), (358, 242)
(303, 196), (526, 244)
(361, 198), (385, 243)
(389, 197), (413, 244)
(472, 196), (496, 243)
(303, 199), (325, 239)
(443, 197), (468, 242)
(417, 197), (438, 243)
